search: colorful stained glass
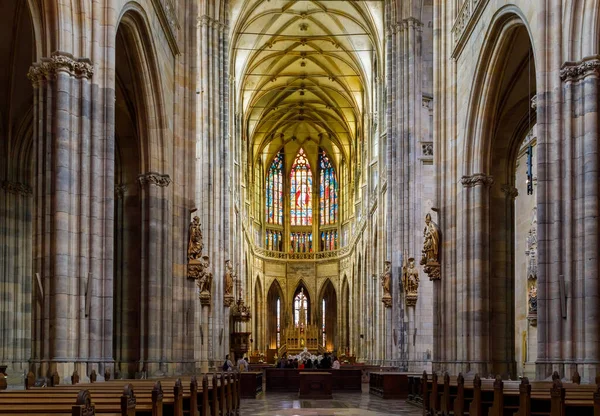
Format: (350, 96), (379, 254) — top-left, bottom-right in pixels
(290, 149), (313, 226)
(290, 232), (312, 253)
(266, 151), (284, 225)
(320, 230), (338, 251)
(319, 151), (338, 225)
(266, 230), (283, 251)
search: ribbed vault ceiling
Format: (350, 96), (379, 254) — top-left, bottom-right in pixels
(231, 0), (383, 168)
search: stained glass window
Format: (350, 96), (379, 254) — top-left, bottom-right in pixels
(290, 149), (312, 226)
(320, 231), (338, 251)
(290, 232), (312, 253)
(266, 230), (283, 252)
(276, 298), (281, 348)
(319, 151), (338, 225)
(266, 151), (284, 225)
(322, 299), (326, 347)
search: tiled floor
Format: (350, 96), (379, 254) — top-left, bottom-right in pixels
(240, 387), (422, 415)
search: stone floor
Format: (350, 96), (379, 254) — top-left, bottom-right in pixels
(240, 388), (421, 416)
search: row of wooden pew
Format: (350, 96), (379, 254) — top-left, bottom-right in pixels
(409, 370), (600, 416)
(0, 372), (242, 416)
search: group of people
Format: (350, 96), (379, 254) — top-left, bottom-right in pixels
(223, 354), (250, 372)
(276, 353), (340, 370)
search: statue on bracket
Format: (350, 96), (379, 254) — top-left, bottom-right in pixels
(402, 254), (419, 307)
(381, 261), (392, 308)
(187, 216), (203, 261)
(224, 260), (235, 307)
(186, 214), (213, 306)
(420, 213), (441, 280)
(196, 255), (213, 305)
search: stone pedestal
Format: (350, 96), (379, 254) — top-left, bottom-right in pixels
(298, 372), (332, 399)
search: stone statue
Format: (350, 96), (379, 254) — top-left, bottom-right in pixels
(188, 216), (203, 261)
(223, 260), (235, 307)
(224, 260), (234, 296)
(381, 262), (392, 297)
(402, 257), (419, 307)
(197, 255), (213, 294)
(421, 213), (441, 280)
(381, 261), (392, 308)
(528, 285), (537, 313)
(420, 213), (440, 265)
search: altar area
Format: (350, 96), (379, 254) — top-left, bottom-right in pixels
(282, 324), (322, 356)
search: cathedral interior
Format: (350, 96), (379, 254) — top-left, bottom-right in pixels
(1, 0), (600, 413)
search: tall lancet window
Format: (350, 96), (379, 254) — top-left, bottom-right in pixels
(290, 149), (313, 226)
(294, 289), (309, 327)
(319, 150), (338, 225)
(266, 151), (284, 225)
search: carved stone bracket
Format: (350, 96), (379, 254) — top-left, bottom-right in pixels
(424, 262), (441, 281)
(138, 172), (171, 187)
(1, 180), (32, 196)
(224, 294), (234, 308)
(460, 173), (494, 188)
(28, 52), (94, 85)
(501, 184), (519, 200)
(381, 294), (392, 308)
(560, 56), (600, 82)
(115, 184), (128, 199)
(405, 293), (418, 307)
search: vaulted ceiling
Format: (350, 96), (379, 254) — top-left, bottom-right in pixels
(230, 0), (383, 169)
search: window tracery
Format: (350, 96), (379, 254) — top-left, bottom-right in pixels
(319, 151), (338, 225)
(290, 149), (312, 226)
(266, 151), (284, 225)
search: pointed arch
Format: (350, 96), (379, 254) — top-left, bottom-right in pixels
(254, 275), (263, 350)
(317, 279), (338, 351)
(292, 280), (312, 325)
(267, 279), (284, 349)
(265, 150), (284, 225)
(319, 149), (339, 226)
(290, 148), (313, 226)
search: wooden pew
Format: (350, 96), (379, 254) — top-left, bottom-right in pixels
(0, 383), (137, 415)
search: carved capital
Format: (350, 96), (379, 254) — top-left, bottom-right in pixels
(138, 172), (171, 187)
(501, 184), (519, 199)
(2, 180), (33, 196)
(561, 56), (600, 81)
(28, 52), (94, 85)
(460, 173), (494, 188)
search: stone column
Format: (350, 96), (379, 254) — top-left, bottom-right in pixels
(138, 172), (172, 376)
(196, 7), (231, 368)
(460, 173), (494, 375)
(28, 52), (116, 382)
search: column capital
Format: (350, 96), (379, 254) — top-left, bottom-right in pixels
(460, 173), (494, 188)
(137, 172), (171, 188)
(560, 56), (600, 82)
(27, 52), (94, 85)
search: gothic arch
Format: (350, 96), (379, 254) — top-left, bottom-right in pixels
(455, 7), (537, 378)
(463, 7), (537, 174)
(292, 280), (312, 324)
(317, 279), (338, 351)
(267, 279), (284, 349)
(116, 6), (169, 172)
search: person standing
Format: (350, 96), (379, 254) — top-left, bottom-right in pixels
(223, 354), (234, 371)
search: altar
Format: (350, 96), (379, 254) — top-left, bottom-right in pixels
(282, 289), (322, 355)
(282, 324), (321, 355)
